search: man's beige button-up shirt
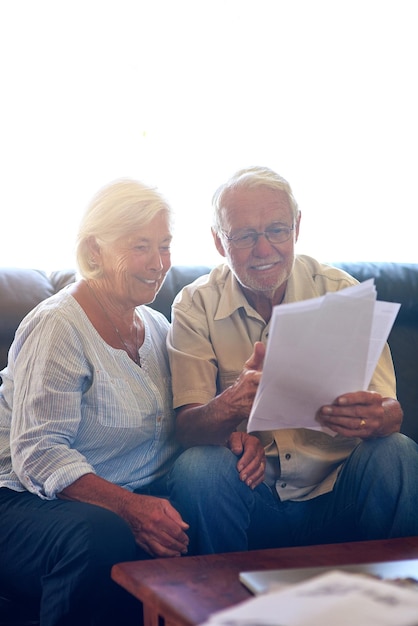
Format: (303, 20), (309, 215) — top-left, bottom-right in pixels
(167, 255), (397, 501)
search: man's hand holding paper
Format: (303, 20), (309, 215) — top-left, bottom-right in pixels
(248, 280), (400, 437)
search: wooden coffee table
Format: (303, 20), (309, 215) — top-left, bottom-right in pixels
(111, 536), (418, 626)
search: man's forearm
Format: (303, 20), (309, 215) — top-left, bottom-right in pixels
(175, 388), (248, 447)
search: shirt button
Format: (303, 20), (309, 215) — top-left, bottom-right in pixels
(285, 453), (291, 460)
(281, 483), (287, 489)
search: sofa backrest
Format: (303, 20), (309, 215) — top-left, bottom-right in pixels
(1, 262), (417, 442)
(335, 262), (418, 444)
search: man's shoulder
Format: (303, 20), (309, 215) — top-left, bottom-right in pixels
(290, 255), (358, 299)
(173, 263), (231, 303)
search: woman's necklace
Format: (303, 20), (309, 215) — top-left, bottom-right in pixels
(86, 281), (142, 366)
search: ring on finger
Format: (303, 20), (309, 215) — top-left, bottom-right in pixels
(359, 418), (366, 428)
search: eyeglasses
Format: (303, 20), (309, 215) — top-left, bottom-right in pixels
(221, 224), (295, 249)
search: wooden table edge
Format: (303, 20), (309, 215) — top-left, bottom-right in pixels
(111, 536), (418, 626)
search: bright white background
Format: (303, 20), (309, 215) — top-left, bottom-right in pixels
(1, 0), (417, 270)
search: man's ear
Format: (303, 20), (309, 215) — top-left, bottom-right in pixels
(295, 212), (302, 242)
(212, 228), (226, 258)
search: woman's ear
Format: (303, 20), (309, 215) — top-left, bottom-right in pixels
(87, 236), (101, 265)
(212, 228), (226, 258)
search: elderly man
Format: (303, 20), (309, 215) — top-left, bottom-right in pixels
(167, 166), (418, 554)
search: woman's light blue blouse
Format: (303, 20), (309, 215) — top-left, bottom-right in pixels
(0, 289), (180, 499)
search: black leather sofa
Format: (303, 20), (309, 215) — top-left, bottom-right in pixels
(1, 262), (417, 441)
(0, 261), (417, 625)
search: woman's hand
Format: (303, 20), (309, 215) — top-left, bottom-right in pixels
(59, 473), (189, 558)
(123, 494), (190, 557)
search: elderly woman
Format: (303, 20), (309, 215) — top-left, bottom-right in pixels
(0, 179), (189, 625)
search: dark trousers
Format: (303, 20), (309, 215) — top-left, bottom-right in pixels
(0, 488), (146, 626)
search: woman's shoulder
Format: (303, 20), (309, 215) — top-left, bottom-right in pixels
(15, 289), (89, 344)
(23, 287), (83, 322)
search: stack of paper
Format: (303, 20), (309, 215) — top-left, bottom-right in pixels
(199, 570), (418, 626)
(248, 279), (400, 434)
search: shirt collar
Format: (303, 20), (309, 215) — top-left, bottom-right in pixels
(214, 266), (269, 322)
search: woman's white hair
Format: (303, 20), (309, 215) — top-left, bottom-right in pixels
(212, 166), (300, 233)
(76, 178), (172, 279)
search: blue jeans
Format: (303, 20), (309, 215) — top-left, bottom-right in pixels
(167, 433), (418, 555)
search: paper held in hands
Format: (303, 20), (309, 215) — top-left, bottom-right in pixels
(247, 279), (400, 435)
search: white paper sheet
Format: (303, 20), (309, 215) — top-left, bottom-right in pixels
(248, 280), (400, 434)
(199, 570), (418, 626)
